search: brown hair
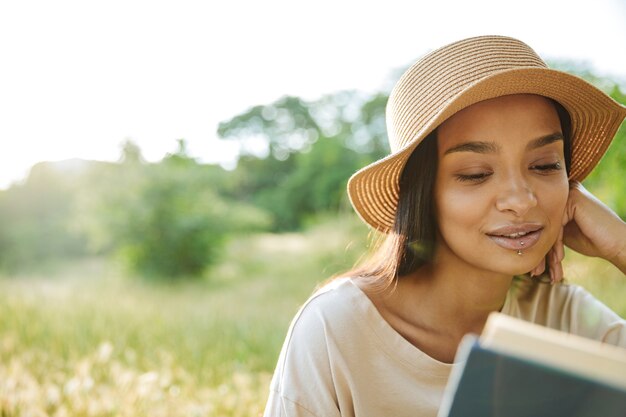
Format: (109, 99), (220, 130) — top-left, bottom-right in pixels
(340, 98), (572, 291)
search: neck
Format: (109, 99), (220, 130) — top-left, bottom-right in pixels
(397, 257), (513, 337)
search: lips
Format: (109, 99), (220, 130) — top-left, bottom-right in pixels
(486, 224), (543, 251)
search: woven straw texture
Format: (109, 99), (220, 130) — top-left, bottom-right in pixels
(348, 35), (626, 232)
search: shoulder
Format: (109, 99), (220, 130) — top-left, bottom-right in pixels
(506, 276), (626, 346)
(286, 277), (366, 343)
(273, 276), (383, 377)
(266, 278), (364, 414)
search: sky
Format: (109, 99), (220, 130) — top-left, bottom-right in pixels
(1, 0), (625, 189)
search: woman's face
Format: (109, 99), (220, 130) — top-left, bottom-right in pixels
(434, 94), (569, 276)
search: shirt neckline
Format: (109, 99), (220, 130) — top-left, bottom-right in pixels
(344, 277), (512, 376)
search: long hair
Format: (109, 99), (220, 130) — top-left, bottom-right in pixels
(339, 99), (572, 291)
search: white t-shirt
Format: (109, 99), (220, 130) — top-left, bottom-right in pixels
(264, 276), (626, 417)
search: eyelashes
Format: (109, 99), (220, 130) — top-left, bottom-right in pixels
(456, 172), (492, 183)
(532, 161), (562, 172)
(455, 161), (563, 184)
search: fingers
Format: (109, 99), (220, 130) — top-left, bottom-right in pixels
(549, 221), (566, 283)
(554, 221), (565, 263)
(528, 181), (574, 283)
(530, 251), (546, 277)
(531, 223), (565, 284)
(544, 184), (573, 284)
(530, 259), (545, 277)
(549, 247), (564, 284)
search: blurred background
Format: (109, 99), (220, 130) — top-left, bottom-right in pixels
(0, 0), (625, 415)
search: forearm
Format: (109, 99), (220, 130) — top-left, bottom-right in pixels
(609, 244), (626, 275)
(608, 222), (626, 275)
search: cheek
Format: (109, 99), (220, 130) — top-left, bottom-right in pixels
(536, 178), (569, 231)
(435, 184), (489, 234)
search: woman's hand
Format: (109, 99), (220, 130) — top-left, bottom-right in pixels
(532, 182), (626, 281)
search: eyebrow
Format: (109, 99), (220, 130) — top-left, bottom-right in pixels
(525, 132), (564, 150)
(443, 132), (564, 155)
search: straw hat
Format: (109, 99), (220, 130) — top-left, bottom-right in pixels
(347, 35), (626, 232)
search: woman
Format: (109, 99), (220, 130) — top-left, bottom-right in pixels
(264, 35), (626, 417)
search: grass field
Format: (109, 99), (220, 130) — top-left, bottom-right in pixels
(0, 216), (624, 416)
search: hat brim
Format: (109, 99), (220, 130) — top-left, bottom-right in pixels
(347, 67), (626, 232)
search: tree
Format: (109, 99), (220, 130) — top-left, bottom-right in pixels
(78, 140), (271, 279)
(217, 91), (386, 230)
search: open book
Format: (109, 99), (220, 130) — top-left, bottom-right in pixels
(437, 312), (626, 417)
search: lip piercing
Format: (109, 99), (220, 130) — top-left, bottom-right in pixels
(517, 249), (523, 255)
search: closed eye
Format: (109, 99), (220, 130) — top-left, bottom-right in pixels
(455, 172), (493, 183)
(531, 162), (562, 173)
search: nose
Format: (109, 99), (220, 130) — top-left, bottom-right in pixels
(494, 174), (537, 216)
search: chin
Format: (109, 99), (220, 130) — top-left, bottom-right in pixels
(490, 255), (545, 277)
(490, 239), (553, 273)
(464, 247), (543, 277)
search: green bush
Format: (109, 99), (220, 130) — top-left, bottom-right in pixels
(0, 163), (89, 271)
(79, 142), (271, 280)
